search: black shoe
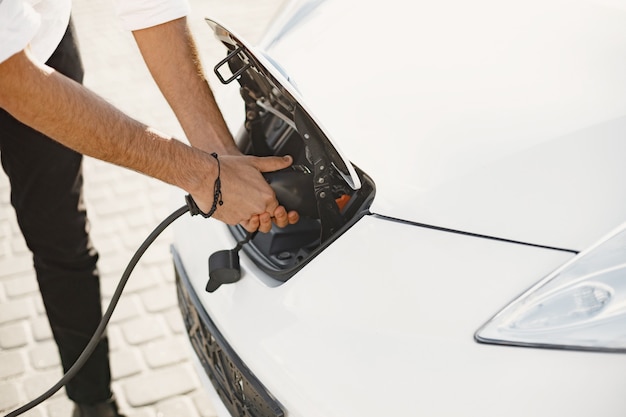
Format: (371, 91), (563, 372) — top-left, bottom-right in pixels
(72, 397), (125, 417)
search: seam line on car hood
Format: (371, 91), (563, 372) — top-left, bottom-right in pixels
(370, 213), (579, 254)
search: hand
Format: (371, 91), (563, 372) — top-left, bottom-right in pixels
(241, 205), (300, 233)
(209, 149), (300, 232)
(189, 153), (299, 231)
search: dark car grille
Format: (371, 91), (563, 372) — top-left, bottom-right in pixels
(172, 247), (284, 417)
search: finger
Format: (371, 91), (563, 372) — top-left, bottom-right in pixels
(272, 206), (288, 228)
(253, 155), (293, 173)
(242, 215), (260, 233)
(258, 212), (273, 233)
(264, 197), (280, 219)
(287, 210), (300, 225)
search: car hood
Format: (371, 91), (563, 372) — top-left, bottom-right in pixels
(251, 0), (626, 252)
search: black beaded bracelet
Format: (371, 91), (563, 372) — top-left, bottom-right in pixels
(205, 152), (224, 216)
(185, 152), (224, 218)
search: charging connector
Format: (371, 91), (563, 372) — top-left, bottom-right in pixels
(206, 231), (256, 292)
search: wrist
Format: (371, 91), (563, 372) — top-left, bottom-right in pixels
(185, 153), (223, 218)
(174, 143), (221, 207)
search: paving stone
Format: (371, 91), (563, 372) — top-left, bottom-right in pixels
(9, 406), (44, 417)
(124, 408), (153, 417)
(30, 315), (53, 342)
(3, 274), (38, 298)
(93, 196), (143, 218)
(110, 348), (144, 380)
(91, 234), (124, 257)
(98, 253), (137, 279)
(8, 219), (23, 236)
(136, 242), (172, 267)
(28, 340), (61, 370)
(160, 263), (176, 284)
(101, 267), (156, 296)
(23, 370), (64, 401)
(155, 396), (199, 417)
(191, 391), (218, 417)
(0, 298), (34, 324)
(0, 254), (32, 277)
(108, 295), (141, 324)
(142, 338), (188, 369)
(106, 326), (123, 352)
(126, 208), (156, 230)
(46, 396), (74, 417)
(140, 286), (177, 313)
(0, 177), (9, 192)
(109, 177), (146, 197)
(149, 194), (173, 213)
(0, 350), (26, 379)
(163, 309), (185, 334)
(0, 197), (9, 215)
(100, 274), (127, 299)
(127, 267), (163, 289)
(33, 296), (45, 315)
(120, 317), (166, 346)
(0, 217), (9, 233)
(0, 322), (28, 348)
(10, 238), (29, 256)
(0, 241), (8, 259)
(0, 381), (20, 412)
(122, 366), (198, 407)
(91, 219), (127, 241)
(119, 233), (155, 254)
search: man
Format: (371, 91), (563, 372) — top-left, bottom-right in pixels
(0, 0), (298, 416)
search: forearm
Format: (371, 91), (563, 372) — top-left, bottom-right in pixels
(0, 49), (215, 196)
(132, 18), (240, 155)
(0, 48), (297, 229)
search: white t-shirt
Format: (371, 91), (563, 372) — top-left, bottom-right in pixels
(0, 0), (190, 64)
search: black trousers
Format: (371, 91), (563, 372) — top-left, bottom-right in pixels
(0, 21), (112, 405)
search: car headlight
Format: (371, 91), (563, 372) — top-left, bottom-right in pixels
(476, 222), (626, 352)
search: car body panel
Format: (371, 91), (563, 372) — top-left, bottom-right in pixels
(258, 0), (626, 251)
(173, 1), (626, 415)
(173, 208), (626, 416)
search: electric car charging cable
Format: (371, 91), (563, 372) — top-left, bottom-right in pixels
(1, 149), (273, 417)
(3, 154), (233, 417)
(3, 153), (227, 417)
(3, 204), (190, 417)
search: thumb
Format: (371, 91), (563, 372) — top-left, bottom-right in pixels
(253, 155), (294, 173)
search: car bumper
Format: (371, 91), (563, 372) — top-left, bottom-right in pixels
(173, 212), (626, 417)
(174, 247), (284, 417)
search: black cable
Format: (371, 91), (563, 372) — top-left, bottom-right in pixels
(3, 205), (190, 417)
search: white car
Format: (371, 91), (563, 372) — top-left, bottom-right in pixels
(172, 0), (626, 416)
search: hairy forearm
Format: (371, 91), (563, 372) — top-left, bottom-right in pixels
(132, 18), (239, 154)
(0, 49), (215, 195)
(0, 45), (298, 231)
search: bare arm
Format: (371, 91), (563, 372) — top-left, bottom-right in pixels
(132, 17), (237, 154)
(132, 18), (299, 231)
(0, 48), (291, 226)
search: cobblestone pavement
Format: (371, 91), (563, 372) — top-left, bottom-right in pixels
(0, 1), (283, 416)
